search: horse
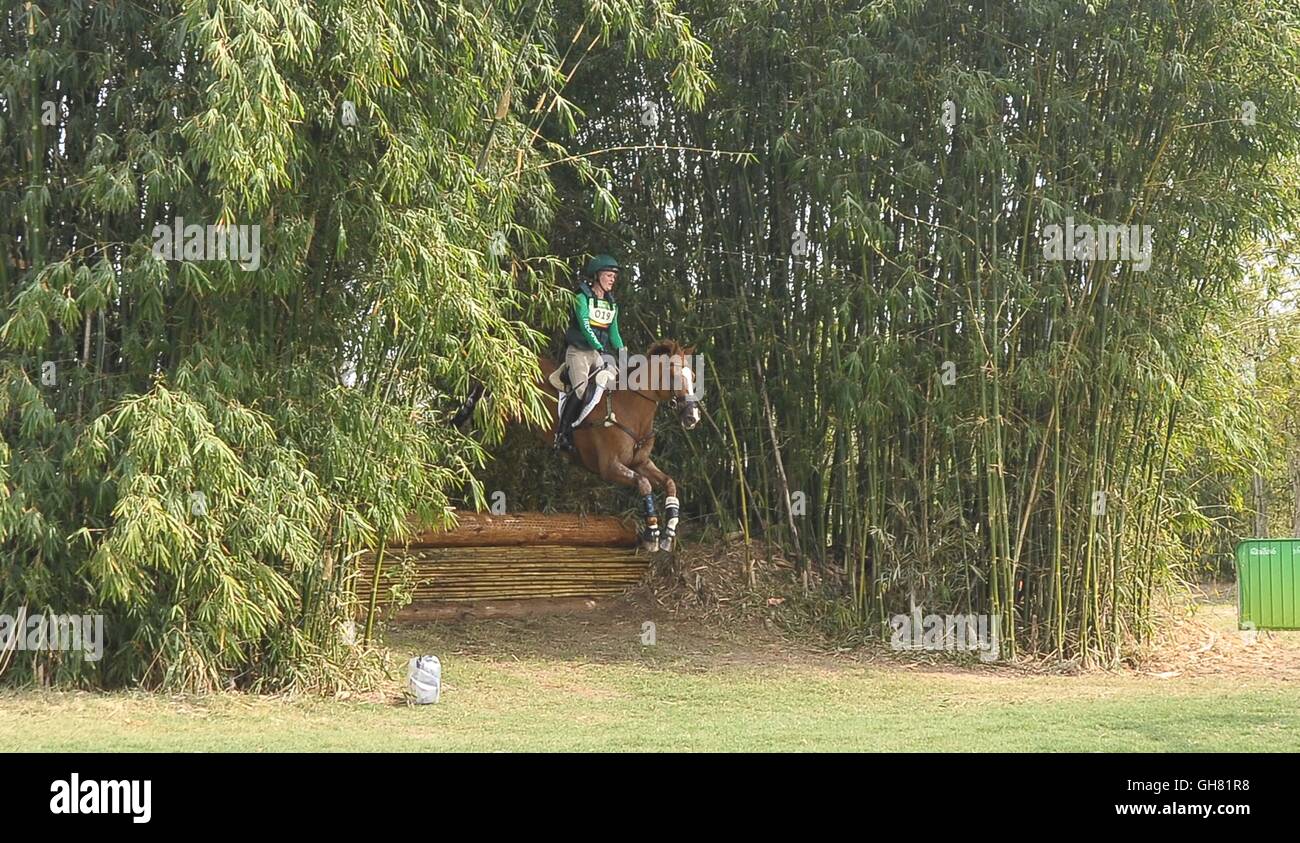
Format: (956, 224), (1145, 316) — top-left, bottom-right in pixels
(455, 340), (701, 552)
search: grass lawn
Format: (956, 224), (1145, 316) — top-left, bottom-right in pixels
(3, 598), (1297, 752)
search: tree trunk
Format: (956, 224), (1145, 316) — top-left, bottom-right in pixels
(1253, 473), (1268, 537)
(1291, 455), (1300, 537)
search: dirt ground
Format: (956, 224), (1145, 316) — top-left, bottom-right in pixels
(1132, 582), (1300, 680)
(376, 542), (1300, 689)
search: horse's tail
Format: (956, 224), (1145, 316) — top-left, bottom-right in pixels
(451, 380), (486, 429)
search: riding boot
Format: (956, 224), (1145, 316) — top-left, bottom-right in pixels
(553, 392), (567, 448)
(554, 391), (579, 451)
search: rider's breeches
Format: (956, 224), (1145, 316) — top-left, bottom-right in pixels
(565, 346), (605, 399)
(565, 346), (611, 427)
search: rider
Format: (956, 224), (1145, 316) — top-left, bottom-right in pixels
(554, 254), (625, 450)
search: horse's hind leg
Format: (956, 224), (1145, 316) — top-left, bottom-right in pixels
(599, 460), (660, 553)
(637, 458), (679, 553)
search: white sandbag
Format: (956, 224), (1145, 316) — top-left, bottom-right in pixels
(408, 655), (441, 704)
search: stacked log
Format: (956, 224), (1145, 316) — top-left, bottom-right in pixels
(359, 512), (646, 616)
(404, 511), (638, 548)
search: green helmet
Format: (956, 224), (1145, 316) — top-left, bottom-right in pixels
(584, 254), (620, 276)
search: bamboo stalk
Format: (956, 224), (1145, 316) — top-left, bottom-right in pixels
(364, 532), (388, 644)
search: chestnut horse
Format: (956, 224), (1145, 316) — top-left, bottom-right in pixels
(455, 340), (701, 552)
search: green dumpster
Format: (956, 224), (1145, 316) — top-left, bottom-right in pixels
(1236, 539), (1300, 630)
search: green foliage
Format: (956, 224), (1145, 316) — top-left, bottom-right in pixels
(0, 1), (709, 690)
(4, 0), (1300, 684)
(540, 0), (1300, 663)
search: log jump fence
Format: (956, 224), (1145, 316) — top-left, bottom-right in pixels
(359, 512), (647, 622)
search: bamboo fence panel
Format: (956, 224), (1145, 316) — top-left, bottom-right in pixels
(360, 513), (648, 612)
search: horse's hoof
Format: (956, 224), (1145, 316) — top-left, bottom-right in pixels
(658, 537), (674, 554)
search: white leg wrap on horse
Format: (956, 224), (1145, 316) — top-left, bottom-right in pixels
(571, 384), (605, 426)
(664, 495), (680, 537)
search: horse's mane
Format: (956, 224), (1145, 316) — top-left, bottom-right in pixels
(647, 339), (685, 357)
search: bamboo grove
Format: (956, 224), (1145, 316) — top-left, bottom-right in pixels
(0, 0), (708, 689)
(3, 0), (1299, 689)
(536, 0), (1300, 663)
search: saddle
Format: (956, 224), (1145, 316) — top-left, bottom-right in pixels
(549, 362), (618, 426)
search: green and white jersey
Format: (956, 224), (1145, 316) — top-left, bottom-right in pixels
(564, 281), (625, 352)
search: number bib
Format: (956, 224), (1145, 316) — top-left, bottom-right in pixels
(588, 299), (616, 327)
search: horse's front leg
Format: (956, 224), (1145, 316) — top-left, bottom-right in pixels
(637, 458), (678, 553)
(599, 460), (660, 553)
